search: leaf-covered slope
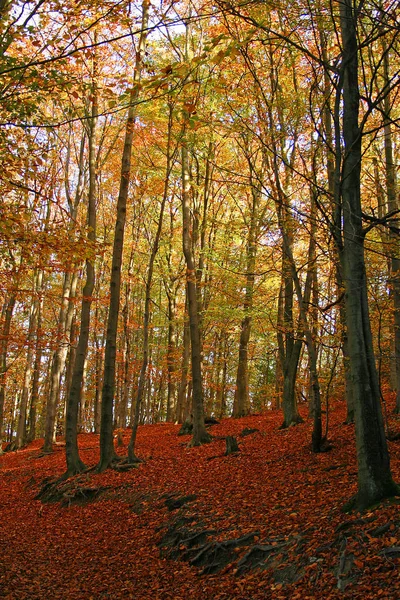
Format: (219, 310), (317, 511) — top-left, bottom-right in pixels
(1, 405), (400, 599)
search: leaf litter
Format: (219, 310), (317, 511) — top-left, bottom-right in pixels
(1, 402), (400, 599)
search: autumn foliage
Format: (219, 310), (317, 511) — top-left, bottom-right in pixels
(1, 2), (400, 595)
(1, 401), (400, 600)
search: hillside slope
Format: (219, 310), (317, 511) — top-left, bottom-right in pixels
(1, 404), (400, 599)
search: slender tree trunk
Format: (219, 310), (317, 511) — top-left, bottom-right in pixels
(119, 279), (132, 429)
(318, 14), (354, 423)
(339, 0), (398, 508)
(233, 156), (261, 417)
(93, 300), (105, 434)
(27, 291), (43, 443)
(166, 293), (177, 421)
(176, 302), (190, 424)
(234, 316), (251, 417)
(267, 86), (303, 427)
(279, 196), (323, 451)
(380, 45), (400, 413)
(98, 0), (149, 471)
(16, 271), (43, 448)
(118, 344), (128, 428)
(164, 200), (182, 423)
(9, 392), (19, 443)
(127, 101), (173, 462)
(17, 347), (34, 447)
(43, 271), (78, 452)
(182, 131), (211, 447)
(177, 18), (211, 446)
(277, 224), (303, 427)
(78, 359), (88, 432)
(214, 332), (227, 419)
(0, 293), (16, 453)
(64, 47), (99, 476)
(64, 316), (77, 419)
(42, 128), (83, 452)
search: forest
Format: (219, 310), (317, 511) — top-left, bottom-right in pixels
(1, 0), (400, 597)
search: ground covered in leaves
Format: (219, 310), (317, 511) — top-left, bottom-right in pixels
(1, 402), (400, 599)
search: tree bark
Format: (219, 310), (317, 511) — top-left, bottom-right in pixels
(181, 130), (211, 447)
(127, 100), (173, 462)
(380, 43), (400, 413)
(280, 201), (323, 452)
(166, 291), (177, 421)
(64, 50), (98, 475)
(43, 127), (84, 453)
(233, 150), (261, 417)
(16, 270), (42, 448)
(0, 293), (16, 453)
(98, 0), (149, 471)
(274, 188), (302, 428)
(339, 0), (398, 508)
(318, 13), (354, 423)
(27, 290), (43, 443)
(43, 270), (78, 452)
(176, 301), (190, 424)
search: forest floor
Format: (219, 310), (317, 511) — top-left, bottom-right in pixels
(1, 401), (400, 600)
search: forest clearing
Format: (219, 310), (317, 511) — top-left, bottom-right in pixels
(1, 402), (400, 600)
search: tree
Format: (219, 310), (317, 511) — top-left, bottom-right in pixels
(181, 127), (212, 446)
(15, 270), (43, 448)
(337, 0), (398, 508)
(380, 32), (400, 413)
(42, 127), (85, 453)
(64, 40), (99, 476)
(233, 139), (264, 418)
(178, 17), (212, 447)
(127, 99), (176, 462)
(219, 0), (399, 506)
(0, 292), (16, 453)
(98, 0), (150, 472)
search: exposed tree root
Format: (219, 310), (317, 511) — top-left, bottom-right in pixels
(342, 483), (400, 513)
(178, 419), (193, 436)
(279, 415), (304, 430)
(111, 456), (142, 472)
(36, 474), (109, 506)
(188, 431), (212, 447)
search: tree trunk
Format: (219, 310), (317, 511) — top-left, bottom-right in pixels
(339, 0), (398, 508)
(64, 46), (99, 476)
(63, 316), (78, 421)
(181, 132), (211, 447)
(27, 291), (43, 443)
(266, 70), (303, 428)
(127, 99), (173, 462)
(42, 128), (83, 452)
(98, 0), (149, 471)
(0, 293), (16, 453)
(119, 256), (135, 429)
(277, 231), (303, 427)
(93, 292), (105, 434)
(166, 292), (177, 421)
(233, 154), (260, 417)
(218, 336), (228, 420)
(318, 14), (354, 423)
(380, 44), (400, 413)
(16, 270), (42, 448)
(43, 271), (78, 452)
(281, 215), (323, 452)
(176, 302), (190, 424)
